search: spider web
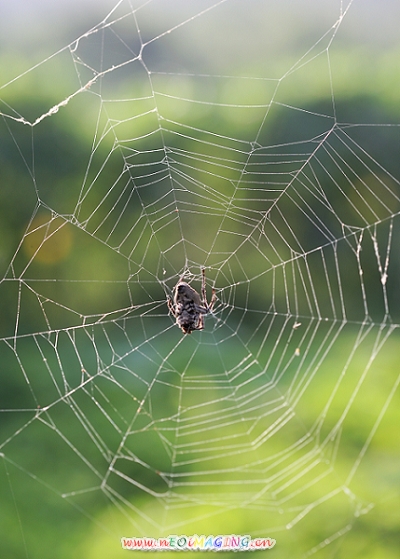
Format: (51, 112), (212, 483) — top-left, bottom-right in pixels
(0, 1), (399, 558)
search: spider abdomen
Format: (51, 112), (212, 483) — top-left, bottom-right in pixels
(176, 304), (202, 334)
(167, 270), (216, 334)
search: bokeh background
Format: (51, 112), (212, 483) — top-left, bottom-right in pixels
(0, 1), (399, 558)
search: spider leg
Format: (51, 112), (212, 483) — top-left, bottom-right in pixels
(201, 268), (217, 313)
(201, 268), (207, 307)
(197, 314), (204, 330)
(196, 304), (208, 314)
(167, 297), (176, 317)
(208, 288), (217, 312)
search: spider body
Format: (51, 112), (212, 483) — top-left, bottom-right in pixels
(167, 269), (216, 334)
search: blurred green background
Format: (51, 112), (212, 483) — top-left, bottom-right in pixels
(0, 1), (399, 558)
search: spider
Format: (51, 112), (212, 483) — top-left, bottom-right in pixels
(167, 268), (216, 334)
